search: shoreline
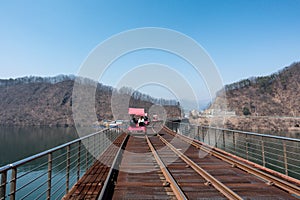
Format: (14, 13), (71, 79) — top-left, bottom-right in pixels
(190, 116), (300, 133)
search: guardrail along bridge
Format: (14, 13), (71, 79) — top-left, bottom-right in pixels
(1, 121), (300, 199)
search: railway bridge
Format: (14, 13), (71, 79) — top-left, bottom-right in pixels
(1, 121), (300, 199)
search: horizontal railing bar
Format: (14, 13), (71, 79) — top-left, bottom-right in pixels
(264, 151), (284, 157)
(289, 170), (300, 176)
(32, 188), (47, 200)
(51, 167), (68, 180)
(247, 146), (261, 151)
(51, 174), (67, 189)
(54, 188), (66, 200)
(265, 163), (284, 169)
(66, 171), (78, 183)
(67, 159), (79, 169)
(68, 145), (80, 152)
(51, 160), (67, 170)
(266, 162), (285, 169)
(20, 180), (47, 200)
(68, 152), (81, 160)
(51, 152), (68, 162)
(51, 182), (65, 198)
(287, 162), (300, 169)
(16, 171), (47, 192)
(263, 141), (283, 146)
(286, 143), (297, 148)
(176, 122), (300, 142)
(264, 147), (284, 152)
(17, 163), (48, 179)
(247, 152), (262, 157)
(0, 129), (108, 172)
(0, 182), (6, 188)
(287, 157), (300, 163)
(265, 159), (285, 167)
(248, 158), (262, 163)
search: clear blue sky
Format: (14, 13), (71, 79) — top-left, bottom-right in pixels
(1, 0), (300, 102)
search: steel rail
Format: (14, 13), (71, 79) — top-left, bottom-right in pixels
(145, 135), (188, 200)
(164, 126), (300, 197)
(98, 133), (129, 200)
(156, 134), (243, 200)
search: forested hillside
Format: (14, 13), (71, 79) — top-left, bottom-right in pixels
(0, 76), (181, 126)
(216, 62), (300, 117)
(197, 62), (300, 131)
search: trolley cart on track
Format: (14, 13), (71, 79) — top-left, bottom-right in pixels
(128, 107), (147, 133)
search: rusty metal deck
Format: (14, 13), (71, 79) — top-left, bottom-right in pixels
(112, 135), (176, 199)
(64, 128), (300, 199)
(158, 130), (299, 199)
(63, 133), (127, 200)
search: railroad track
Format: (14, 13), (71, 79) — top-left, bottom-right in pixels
(162, 126), (300, 199)
(149, 134), (242, 200)
(66, 126), (300, 199)
(97, 127), (300, 199)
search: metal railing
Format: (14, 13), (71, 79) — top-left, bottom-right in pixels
(166, 121), (300, 180)
(0, 128), (121, 200)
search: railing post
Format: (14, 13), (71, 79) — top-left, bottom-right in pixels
(245, 134), (249, 160)
(261, 137), (265, 167)
(202, 127), (205, 142)
(106, 130), (109, 150)
(93, 134), (96, 159)
(1, 171), (7, 200)
(96, 132), (99, 156)
(207, 128), (210, 145)
(10, 168), (17, 200)
(77, 141), (81, 182)
(222, 130), (225, 150)
(192, 125), (195, 139)
(233, 131), (236, 152)
(66, 145), (70, 193)
(215, 129), (217, 147)
(99, 131), (103, 154)
(283, 141), (288, 175)
(47, 153), (52, 200)
(86, 138), (89, 171)
(100, 130), (103, 154)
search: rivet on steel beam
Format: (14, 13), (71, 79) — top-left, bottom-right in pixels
(267, 181), (274, 186)
(163, 181), (170, 187)
(204, 181), (211, 186)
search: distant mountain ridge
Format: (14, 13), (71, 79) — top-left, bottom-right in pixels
(0, 75), (181, 126)
(195, 62), (300, 131)
(223, 62), (300, 117)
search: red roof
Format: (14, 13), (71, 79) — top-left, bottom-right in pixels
(128, 108), (145, 116)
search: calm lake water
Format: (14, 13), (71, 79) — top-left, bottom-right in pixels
(0, 126), (79, 167)
(0, 126), (102, 199)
